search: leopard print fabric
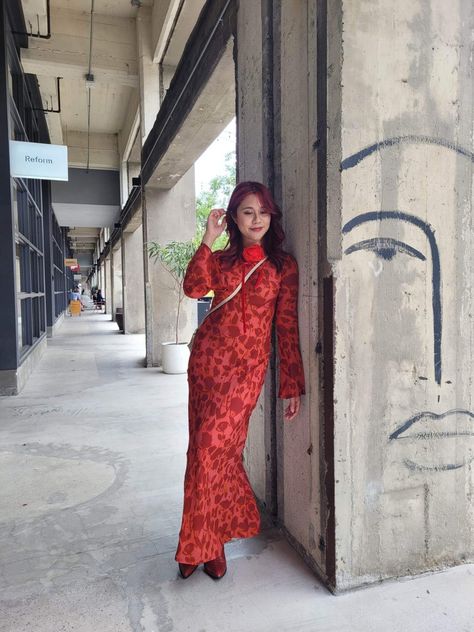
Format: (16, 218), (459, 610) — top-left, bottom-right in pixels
(175, 244), (305, 564)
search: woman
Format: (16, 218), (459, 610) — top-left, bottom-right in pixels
(176, 181), (305, 580)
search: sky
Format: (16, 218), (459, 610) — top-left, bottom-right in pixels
(194, 118), (236, 196)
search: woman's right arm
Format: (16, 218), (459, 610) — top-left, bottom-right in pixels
(183, 244), (216, 297)
(183, 208), (227, 298)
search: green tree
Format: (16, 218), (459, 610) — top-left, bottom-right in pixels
(196, 150), (235, 250)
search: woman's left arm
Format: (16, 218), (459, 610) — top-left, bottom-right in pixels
(275, 255), (306, 419)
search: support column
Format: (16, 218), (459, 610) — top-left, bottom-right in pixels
(98, 265), (103, 302)
(122, 226), (145, 334)
(143, 168), (196, 367)
(332, 0), (474, 590)
(237, 0), (324, 582)
(104, 257), (112, 316)
(136, 5), (160, 143)
(112, 244), (123, 320)
(236, 0), (273, 520)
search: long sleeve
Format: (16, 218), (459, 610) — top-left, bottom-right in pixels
(275, 255), (306, 399)
(183, 243), (217, 298)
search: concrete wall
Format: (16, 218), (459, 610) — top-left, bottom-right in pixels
(330, 0), (474, 589)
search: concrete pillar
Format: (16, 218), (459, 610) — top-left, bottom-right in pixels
(143, 167), (196, 367)
(111, 245), (123, 320)
(136, 6), (160, 143)
(122, 226), (145, 334)
(236, 0), (322, 581)
(237, 0), (274, 518)
(104, 258), (112, 316)
(99, 265), (105, 296)
(277, 0), (323, 578)
(330, 0), (474, 589)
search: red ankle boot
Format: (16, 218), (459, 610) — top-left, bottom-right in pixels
(178, 562), (198, 579)
(204, 546), (227, 579)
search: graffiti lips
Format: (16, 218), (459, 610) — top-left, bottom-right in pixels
(389, 409), (474, 471)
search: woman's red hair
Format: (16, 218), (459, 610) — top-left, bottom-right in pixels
(218, 181), (286, 271)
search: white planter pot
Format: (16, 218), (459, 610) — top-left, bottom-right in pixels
(161, 342), (190, 374)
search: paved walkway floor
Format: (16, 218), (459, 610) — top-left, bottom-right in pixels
(0, 313), (472, 632)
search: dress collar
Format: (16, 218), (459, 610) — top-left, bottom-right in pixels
(242, 244), (266, 263)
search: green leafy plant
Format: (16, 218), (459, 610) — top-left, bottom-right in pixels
(147, 239), (198, 344)
(146, 151), (235, 343)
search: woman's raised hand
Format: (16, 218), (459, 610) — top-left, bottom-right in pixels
(202, 209), (226, 248)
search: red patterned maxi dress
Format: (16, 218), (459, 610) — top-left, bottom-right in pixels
(175, 243), (305, 565)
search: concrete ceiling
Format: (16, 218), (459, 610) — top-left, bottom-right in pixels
(20, 0), (143, 262)
(19, 0), (233, 262)
(51, 0), (152, 19)
(20, 0), (206, 166)
(21, 0), (141, 169)
(53, 203), (121, 228)
(68, 227), (100, 252)
(21, 0), (153, 26)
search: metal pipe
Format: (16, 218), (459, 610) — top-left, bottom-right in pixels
(86, 0), (95, 172)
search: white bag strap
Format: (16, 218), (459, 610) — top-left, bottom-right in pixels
(201, 256), (267, 325)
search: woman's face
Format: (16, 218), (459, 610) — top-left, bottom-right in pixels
(234, 193), (271, 247)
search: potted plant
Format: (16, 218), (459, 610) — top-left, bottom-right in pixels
(147, 239), (197, 374)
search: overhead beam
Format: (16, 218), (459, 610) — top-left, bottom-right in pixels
(151, 0), (181, 63)
(44, 112), (63, 145)
(21, 54), (138, 88)
(141, 0), (236, 186)
(118, 97), (140, 161)
(148, 44), (234, 189)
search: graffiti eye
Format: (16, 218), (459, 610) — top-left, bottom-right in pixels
(344, 237), (426, 262)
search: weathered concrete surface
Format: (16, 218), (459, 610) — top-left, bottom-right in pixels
(331, 0), (474, 589)
(122, 226), (146, 335)
(237, 0), (324, 580)
(143, 168), (196, 367)
(0, 313), (473, 632)
(112, 244), (123, 319)
(104, 257), (112, 316)
(278, 0), (324, 578)
(136, 5), (160, 143)
(237, 0), (273, 512)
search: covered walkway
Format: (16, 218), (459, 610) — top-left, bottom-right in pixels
(0, 315), (472, 632)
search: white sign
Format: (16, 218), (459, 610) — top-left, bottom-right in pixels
(9, 140), (68, 181)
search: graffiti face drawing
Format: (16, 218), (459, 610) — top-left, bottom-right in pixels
(341, 136), (474, 472)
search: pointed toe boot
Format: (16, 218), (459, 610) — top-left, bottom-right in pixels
(203, 547), (227, 580)
(178, 562), (198, 579)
